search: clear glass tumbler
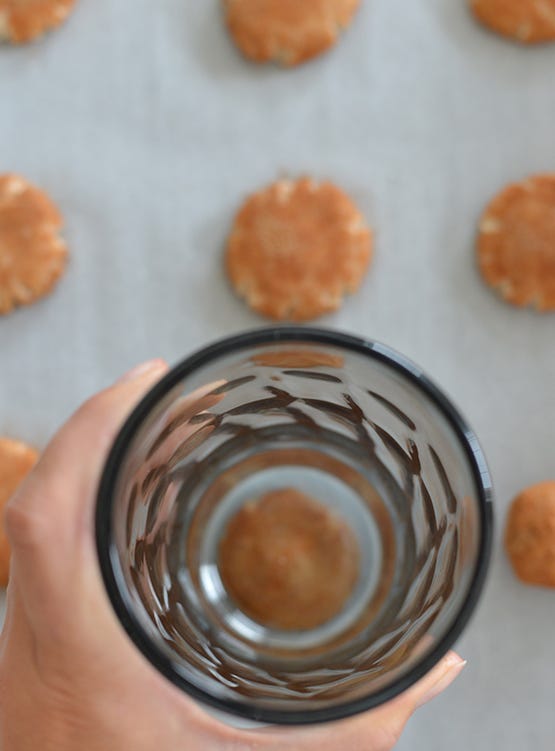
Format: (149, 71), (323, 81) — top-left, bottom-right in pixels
(96, 328), (493, 725)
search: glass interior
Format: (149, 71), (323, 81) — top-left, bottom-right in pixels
(100, 333), (491, 721)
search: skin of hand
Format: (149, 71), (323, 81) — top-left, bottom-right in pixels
(0, 360), (466, 751)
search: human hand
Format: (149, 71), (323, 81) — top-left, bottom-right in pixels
(0, 360), (466, 751)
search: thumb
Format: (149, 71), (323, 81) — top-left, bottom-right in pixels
(261, 652), (466, 751)
(402, 651), (467, 710)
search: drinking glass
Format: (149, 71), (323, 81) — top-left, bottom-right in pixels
(96, 327), (493, 725)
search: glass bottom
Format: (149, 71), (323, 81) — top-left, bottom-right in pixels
(168, 426), (411, 669)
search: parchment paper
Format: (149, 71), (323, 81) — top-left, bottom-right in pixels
(1, 1), (554, 747)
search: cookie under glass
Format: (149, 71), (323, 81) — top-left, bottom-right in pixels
(96, 328), (493, 725)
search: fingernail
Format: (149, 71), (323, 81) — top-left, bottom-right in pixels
(416, 658), (467, 708)
(117, 359), (167, 384)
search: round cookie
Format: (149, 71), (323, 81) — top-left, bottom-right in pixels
(469, 0), (555, 44)
(252, 349), (345, 369)
(0, 438), (39, 587)
(505, 482), (555, 587)
(477, 174), (555, 311)
(224, 0), (361, 66)
(0, 174), (68, 315)
(218, 488), (360, 630)
(0, 0), (76, 44)
(226, 178), (373, 321)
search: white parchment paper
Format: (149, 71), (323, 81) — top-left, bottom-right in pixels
(1, 1), (554, 747)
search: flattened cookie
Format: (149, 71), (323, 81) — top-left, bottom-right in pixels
(0, 0), (76, 43)
(505, 482), (555, 587)
(252, 349), (344, 369)
(224, 0), (361, 66)
(477, 175), (555, 311)
(218, 488), (360, 630)
(0, 174), (68, 315)
(226, 178), (372, 321)
(0, 438), (39, 586)
(469, 0), (555, 43)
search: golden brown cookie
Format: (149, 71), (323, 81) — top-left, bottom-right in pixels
(0, 0), (76, 43)
(0, 174), (68, 315)
(477, 174), (555, 311)
(224, 0), (361, 66)
(0, 438), (39, 586)
(252, 349), (345, 369)
(505, 481), (555, 587)
(226, 178), (372, 321)
(218, 488), (360, 630)
(469, 0), (555, 43)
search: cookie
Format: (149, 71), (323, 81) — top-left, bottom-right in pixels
(224, 0), (361, 66)
(226, 178), (372, 321)
(252, 349), (344, 369)
(469, 0), (555, 43)
(505, 482), (555, 587)
(477, 174), (555, 311)
(218, 487), (360, 630)
(0, 174), (68, 315)
(0, 438), (39, 586)
(0, 0), (76, 43)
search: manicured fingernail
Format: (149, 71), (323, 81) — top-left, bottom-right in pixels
(416, 657), (467, 708)
(117, 359), (167, 384)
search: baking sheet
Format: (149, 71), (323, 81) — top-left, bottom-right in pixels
(1, 0), (555, 746)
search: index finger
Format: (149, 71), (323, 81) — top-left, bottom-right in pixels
(5, 360), (169, 618)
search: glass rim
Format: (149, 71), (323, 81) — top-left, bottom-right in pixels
(95, 326), (494, 726)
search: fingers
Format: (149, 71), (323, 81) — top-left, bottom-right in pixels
(256, 652), (466, 751)
(5, 360), (169, 613)
(115, 360), (169, 385)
